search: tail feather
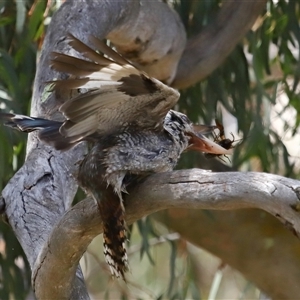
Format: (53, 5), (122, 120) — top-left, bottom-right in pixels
(97, 188), (129, 279)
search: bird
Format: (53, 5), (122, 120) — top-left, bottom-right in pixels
(0, 34), (232, 279)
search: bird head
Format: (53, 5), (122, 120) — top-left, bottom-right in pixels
(164, 110), (233, 156)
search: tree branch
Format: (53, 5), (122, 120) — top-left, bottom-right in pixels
(154, 208), (300, 299)
(172, 0), (268, 89)
(32, 169), (300, 299)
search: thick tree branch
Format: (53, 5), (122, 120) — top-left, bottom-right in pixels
(172, 0), (268, 89)
(32, 170), (300, 299)
(155, 209), (300, 299)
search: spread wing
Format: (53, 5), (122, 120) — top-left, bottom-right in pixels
(50, 34), (179, 141)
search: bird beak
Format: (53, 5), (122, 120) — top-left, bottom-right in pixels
(188, 125), (233, 155)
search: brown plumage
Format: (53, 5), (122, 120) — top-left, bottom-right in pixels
(0, 34), (233, 279)
(98, 188), (128, 279)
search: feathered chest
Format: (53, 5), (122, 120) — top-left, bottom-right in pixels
(78, 128), (188, 189)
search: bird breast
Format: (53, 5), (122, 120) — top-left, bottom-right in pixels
(78, 128), (186, 195)
(104, 130), (183, 175)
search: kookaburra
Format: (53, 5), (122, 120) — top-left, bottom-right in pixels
(1, 34), (232, 279)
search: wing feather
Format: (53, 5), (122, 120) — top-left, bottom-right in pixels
(50, 52), (108, 78)
(50, 34), (179, 140)
(66, 33), (114, 66)
(89, 35), (129, 65)
(48, 78), (89, 90)
(60, 115), (98, 138)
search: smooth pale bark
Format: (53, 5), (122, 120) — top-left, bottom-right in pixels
(155, 209), (300, 300)
(172, 0), (268, 89)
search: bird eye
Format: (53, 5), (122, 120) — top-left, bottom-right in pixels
(170, 112), (184, 125)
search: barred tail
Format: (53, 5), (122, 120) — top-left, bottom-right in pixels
(97, 189), (129, 280)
